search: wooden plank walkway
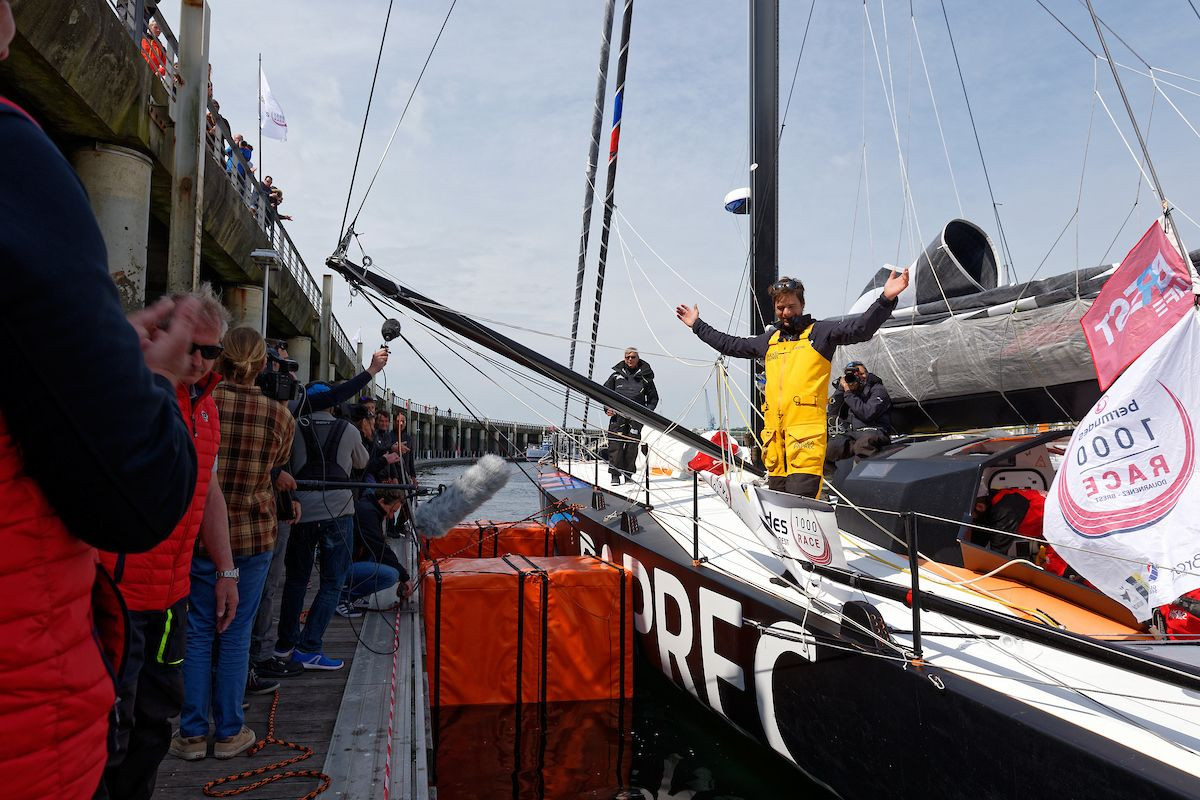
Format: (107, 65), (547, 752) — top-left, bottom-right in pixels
(154, 536), (431, 799)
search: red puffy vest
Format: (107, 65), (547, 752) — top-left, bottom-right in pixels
(99, 373), (221, 611)
(0, 409), (114, 798)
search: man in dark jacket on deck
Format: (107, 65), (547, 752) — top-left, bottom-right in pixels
(603, 347), (659, 485)
(825, 360), (893, 469)
(675, 269), (908, 497)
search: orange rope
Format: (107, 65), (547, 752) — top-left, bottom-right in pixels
(202, 689), (331, 800)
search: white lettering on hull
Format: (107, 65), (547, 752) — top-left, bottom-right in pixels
(754, 620), (816, 762)
(623, 553), (654, 634)
(698, 586), (744, 715)
(653, 567), (698, 698)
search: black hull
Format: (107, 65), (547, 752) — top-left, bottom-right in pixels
(538, 469), (1200, 799)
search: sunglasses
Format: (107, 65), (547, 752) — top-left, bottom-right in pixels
(190, 342), (224, 360)
(770, 278), (802, 294)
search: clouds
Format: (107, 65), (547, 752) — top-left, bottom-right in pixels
(181, 0), (1200, 429)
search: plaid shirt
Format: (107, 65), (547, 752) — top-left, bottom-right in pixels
(208, 382), (296, 557)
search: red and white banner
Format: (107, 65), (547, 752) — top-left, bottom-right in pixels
(1045, 310), (1200, 620)
(1082, 220), (1192, 391)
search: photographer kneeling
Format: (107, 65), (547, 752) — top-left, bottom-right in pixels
(825, 360), (893, 472)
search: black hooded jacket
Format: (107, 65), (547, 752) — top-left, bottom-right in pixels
(603, 359), (659, 411)
(828, 372), (893, 432)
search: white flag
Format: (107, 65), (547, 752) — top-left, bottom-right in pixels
(1043, 310), (1200, 620)
(259, 67), (288, 141)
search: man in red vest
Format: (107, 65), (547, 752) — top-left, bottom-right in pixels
(1, 3), (200, 797)
(96, 285), (239, 799)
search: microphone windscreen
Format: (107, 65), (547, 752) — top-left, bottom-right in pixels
(414, 454), (510, 539)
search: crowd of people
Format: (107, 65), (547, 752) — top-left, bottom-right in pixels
(1, 8), (414, 787)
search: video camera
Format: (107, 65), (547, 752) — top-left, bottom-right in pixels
(256, 350), (302, 402)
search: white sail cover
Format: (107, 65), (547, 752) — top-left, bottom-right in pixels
(1044, 310), (1200, 620)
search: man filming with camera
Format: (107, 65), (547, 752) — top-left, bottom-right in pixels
(826, 360), (894, 471)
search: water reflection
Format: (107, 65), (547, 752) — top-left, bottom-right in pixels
(432, 662), (828, 799)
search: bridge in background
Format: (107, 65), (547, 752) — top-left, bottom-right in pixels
(1, 0), (548, 454)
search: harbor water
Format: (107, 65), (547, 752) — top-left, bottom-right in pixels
(419, 461), (829, 799)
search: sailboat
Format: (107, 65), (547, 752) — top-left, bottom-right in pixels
(325, 1), (1200, 797)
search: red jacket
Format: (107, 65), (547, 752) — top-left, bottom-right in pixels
(100, 373), (221, 611)
(0, 410), (113, 799)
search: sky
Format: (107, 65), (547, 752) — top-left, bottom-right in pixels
(162, 0), (1200, 429)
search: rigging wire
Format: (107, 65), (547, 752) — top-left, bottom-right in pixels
(910, 9), (963, 218)
(777, 0), (818, 142)
(939, 0), (1017, 282)
(338, 0), (396, 243)
(344, 0), (459, 236)
(564, 0), (618, 428)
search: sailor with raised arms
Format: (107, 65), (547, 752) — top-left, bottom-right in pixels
(675, 269), (908, 497)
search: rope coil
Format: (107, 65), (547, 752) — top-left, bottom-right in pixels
(202, 689), (332, 799)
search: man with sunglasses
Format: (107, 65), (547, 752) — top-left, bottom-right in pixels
(97, 284), (239, 799)
(675, 269), (908, 497)
(603, 347), (658, 485)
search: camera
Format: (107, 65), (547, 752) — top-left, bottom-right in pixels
(256, 369), (301, 402)
(256, 351), (302, 402)
(843, 368), (860, 386)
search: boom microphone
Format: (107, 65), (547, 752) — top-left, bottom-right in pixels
(413, 454), (510, 538)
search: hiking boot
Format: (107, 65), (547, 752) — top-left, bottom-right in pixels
(293, 650), (343, 670)
(214, 726), (257, 759)
(246, 667), (280, 695)
(168, 733), (207, 761)
(255, 655), (304, 679)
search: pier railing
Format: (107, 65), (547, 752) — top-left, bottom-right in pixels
(105, 0), (360, 375)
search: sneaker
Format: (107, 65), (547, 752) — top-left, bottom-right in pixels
(610, 475), (622, 486)
(168, 733), (207, 761)
(246, 667), (280, 695)
(255, 655), (304, 679)
(335, 600), (364, 618)
(214, 725), (257, 759)
(293, 650), (343, 670)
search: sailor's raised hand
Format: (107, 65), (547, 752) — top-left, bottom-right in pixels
(882, 267), (910, 301)
(675, 303), (699, 328)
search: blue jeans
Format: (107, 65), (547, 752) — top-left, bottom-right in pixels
(180, 550), (272, 739)
(342, 561), (401, 603)
(277, 515), (353, 654)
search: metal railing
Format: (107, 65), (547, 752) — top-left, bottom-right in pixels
(104, 0), (359, 375)
(389, 396), (550, 428)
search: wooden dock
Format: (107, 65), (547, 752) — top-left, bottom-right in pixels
(155, 538), (431, 799)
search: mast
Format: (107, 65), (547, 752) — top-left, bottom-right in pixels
(563, 0), (618, 429)
(325, 255), (764, 476)
(581, 0), (635, 426)
(1083, 0), (1197, 293)
(749, 0), (779, 414)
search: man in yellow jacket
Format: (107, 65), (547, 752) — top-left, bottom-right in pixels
(675, 268), (908, 497)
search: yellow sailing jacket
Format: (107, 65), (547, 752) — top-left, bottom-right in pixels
(760, 325), (832, 477)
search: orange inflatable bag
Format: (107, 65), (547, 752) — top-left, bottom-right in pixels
(423, 555), (634, 707)
(421, 520), (563, 561)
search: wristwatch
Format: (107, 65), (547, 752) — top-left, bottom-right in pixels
(216, 568), (240, 582)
